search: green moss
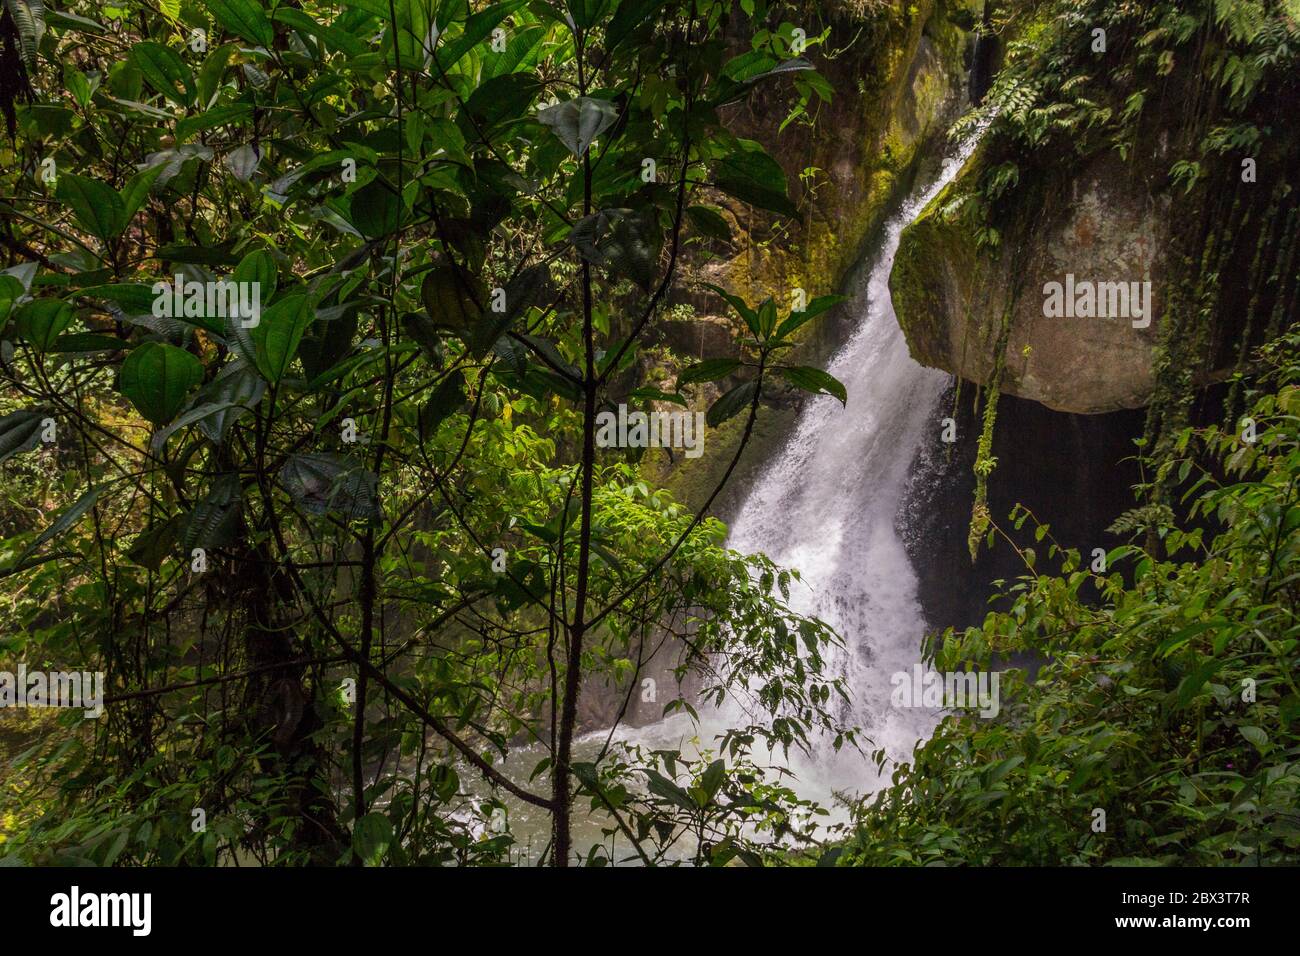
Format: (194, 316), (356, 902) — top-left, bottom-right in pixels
(639, 400), (797, 517)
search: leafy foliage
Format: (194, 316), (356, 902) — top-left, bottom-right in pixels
(0, 0), (853, 865)
(839, 332), (1300, 866)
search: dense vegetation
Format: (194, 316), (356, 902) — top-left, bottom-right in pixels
(839, 329), (1300, 865)
(834, 0), (1300, 866)
(0, 0), (1296, 867)
(0, 0), (858, 865)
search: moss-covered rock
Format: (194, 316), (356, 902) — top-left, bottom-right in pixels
(648, 0), (977, 513)
(889, 0), (1300, 416)
(892, 145), (1172, 413)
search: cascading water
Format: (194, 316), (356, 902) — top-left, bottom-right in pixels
(477, 132), (984, 858)
(601, 131), (985, 815)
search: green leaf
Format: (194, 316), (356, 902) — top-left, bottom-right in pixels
(568, 209), (661, 289)
(644, 770), (697, 811)
(712, 147), (798, 219)
(706, 381), (757, 427)
(252, 294), (314, 383)
(202, 0), (275, 48)
(685, 204), (732, 242)
(150, 401), (245, 450)
(699, 758), (726, 802)
(605, 0), (664, 52)
(352, 812), (393, 866)
(777, 366), (847, 405)
(280, 453), (380, 520)
(119, 342), (204, 426)
(53, 332), (125, 353)
(0, 274), (26, 319)
(433, 1), (527, 72)
(538, 97), (619, 156)
(130, 41), (195, 105)
(56, 174), (126, 242)
(1239, 726), (1268, 751)
(232, 248), (278, 303)
(774, 294), (845, 340)
(458, 72), (541, 138)
(176, 103), (252, 141)
(272, 8), (368, 57)
(192, 362), (265, 443)
(347, 178), (403, 239)
(701, 282), (759, 333)
(15, 298), (74, 352)
(677, 358), (740, 387)
(120, 164), (168, 224)
(0, 407), (48, 464)
(195, 43), (238, 109)
(76, 283), (158, 314)
(472, 264), (548, 355)
(125, 516), (183, 571)
(565, 0), (610, 29)
(419, 371), (466, 440)
(421, 263), (484, 335)
(18, 486), (105, 566)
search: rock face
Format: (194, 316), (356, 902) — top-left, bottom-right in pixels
(708, 0), (976, 316)
(651, 1), (977, 514)
(892, 146), (1173, 413)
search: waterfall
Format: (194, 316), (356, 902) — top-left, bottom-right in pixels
(606, 132), (985, 815)
(486, 133), (985, 858)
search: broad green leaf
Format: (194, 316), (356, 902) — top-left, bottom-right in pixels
(53, 332), (125, 353)
(677, 358), (740, 387)
(192, 362), (265, 443)
(280, 453), (380, 520)
(130, 41), (195, 105)
(706, 380), (757, 427)
(202, 0), (275, 48)
(176, 103), (252, 141)
(712, 147), (798, 219)
(196, 43), (238, 109)
(232, 248), (278, 303)
(120, 164), (168, 224)
(419, 370), (466, 440)
(605, 0), (664, 51)
(347, 178), (403, 239)
(14, 298), (74, 352)
(119, 341), (204, 425)
(685, 204), (732, 242)
(538, 97), (619, 156)
(56, 174), (126, 241)
(16, 486), (105, 567)
(433, 1), (527, 73)
(272, 8), (367, 57)
(125, 516), (183, 571)
(252, 294), (314, 383)
(0, 274), (26, 318)
(701, 281), (759, 336)
(0, 407), (48, 464)
(352, 812), (392, 866)
(420, 263), (483, 335)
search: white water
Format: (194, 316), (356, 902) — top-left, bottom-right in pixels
(591, 134), (982, 817)
(469, 134), (982, 859)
